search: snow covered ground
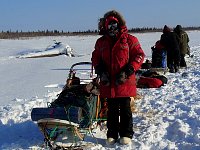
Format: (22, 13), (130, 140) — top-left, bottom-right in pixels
(0, 31), (200, 150)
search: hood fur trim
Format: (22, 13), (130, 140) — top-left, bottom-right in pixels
(98, 10), (126, 35)
(103, 10), (126, 26)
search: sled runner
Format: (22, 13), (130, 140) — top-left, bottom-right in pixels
(36, 118), (98, 149)
(31, 62), (104, 149)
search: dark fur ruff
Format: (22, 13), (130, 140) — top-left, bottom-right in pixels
(98, 10), (126, 32)
(103, 10), (126, 26)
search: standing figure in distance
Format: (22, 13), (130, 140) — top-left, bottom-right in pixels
(174, 25), (190, 68)
(160, 25), (180, 73)
(91, 10), (145, 145)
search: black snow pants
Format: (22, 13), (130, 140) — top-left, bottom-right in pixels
(180, 54), (187, 67)
(167, 50), (180, 72)
(106, 97), (134, 139)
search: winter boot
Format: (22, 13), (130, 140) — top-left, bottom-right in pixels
(175, 67), (179, 73)
(119, 137), (131, 145)
(106, 138), (117, 145)
(169, 68), (175, 73)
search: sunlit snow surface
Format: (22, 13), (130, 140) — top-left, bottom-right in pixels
(0, 31), (200, 149)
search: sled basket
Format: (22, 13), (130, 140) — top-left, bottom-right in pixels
(31, 62), (103, 147)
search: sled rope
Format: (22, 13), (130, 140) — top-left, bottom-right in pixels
(95, 95), (100, 120)
(63, 105), (101, 143)
(64, 106), (86, 141)
(49, 124), (58, 139)
(40, 121), (60, 149)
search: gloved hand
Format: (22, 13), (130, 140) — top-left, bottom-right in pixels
(116, 64), (135, 85)
(187, 51), (191, 57)
(116, 71), (128, 85)
(101, 72), (110, 86)
(124, 64), (135, 76)
(151, 46), (155, 51)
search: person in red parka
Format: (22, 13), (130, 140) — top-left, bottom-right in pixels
(91, 10), (145, 145)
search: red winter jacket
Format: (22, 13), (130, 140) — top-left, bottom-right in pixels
(155, 40), (165, 50)
(92, 29), (145, 98)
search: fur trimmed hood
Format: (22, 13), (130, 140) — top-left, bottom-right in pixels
(98, 10), (126, 35)
(174, 25), (183, 34)
(103, 10), (126, 27)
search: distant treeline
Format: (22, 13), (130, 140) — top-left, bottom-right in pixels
(0, 26), (200, 39)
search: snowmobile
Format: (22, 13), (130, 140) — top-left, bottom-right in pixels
(31, 62), (105, 149)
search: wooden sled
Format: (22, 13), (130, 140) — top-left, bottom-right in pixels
(31, 106), (86, 145)
(31, 105), (100, 146)
(37, 118), (93, 149)
(31, 62), (103, 148)
(38, 118), (84, 141)
(31, 106), (99, 149)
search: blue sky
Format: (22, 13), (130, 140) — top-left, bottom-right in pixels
(1, 0), (200, 32)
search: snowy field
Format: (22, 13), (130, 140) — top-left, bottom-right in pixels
(0, 31), (200, 149)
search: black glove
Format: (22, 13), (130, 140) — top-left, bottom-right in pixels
(124, 64), (135, 76)
(101, 72), (110, 86)
(116, 71), (128, 85)
(116, 65), (135, 85)
(151, 46), (155, 51)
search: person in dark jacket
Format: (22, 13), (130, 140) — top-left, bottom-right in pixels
(174, 25), (190, 68)
(92, 10), (145, 145)
(151, 40), (167, 68)
(160, 25), (180, 73)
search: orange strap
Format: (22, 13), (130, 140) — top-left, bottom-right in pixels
(95, 95), (101, 120)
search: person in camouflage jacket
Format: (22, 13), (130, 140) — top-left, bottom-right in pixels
(174, 25), (190, 67)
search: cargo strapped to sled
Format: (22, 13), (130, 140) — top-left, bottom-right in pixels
(31, 62), (107, 148)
